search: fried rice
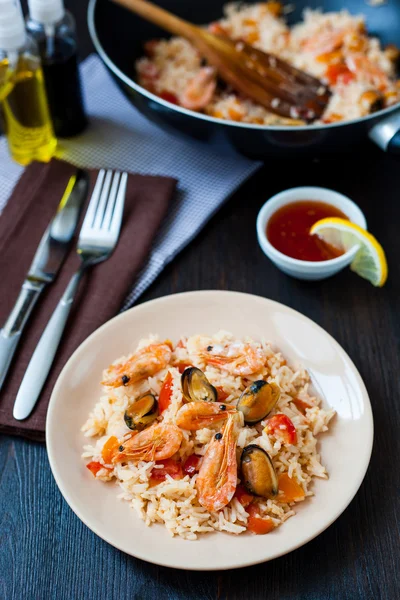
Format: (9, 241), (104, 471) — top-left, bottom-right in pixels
(81, 332), (335, 540)
(135, 3), (400, 125)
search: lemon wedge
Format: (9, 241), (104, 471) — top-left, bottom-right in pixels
(310, 217), (388, 287)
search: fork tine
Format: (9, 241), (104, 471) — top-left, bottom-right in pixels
(81, 169), (105, 231)
(93, 169), (113, 229)
(102, 171), (121, 231)
(109, 172), (127, 239)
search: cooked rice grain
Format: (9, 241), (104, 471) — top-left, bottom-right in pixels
(82, 331), (335, 539)
(136, 4), (400, 125)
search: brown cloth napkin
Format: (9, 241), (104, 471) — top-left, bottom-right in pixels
(0, 159), (177, 441)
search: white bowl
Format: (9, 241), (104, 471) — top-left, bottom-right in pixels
(46, 290), (373, 570)
(256, 187), (367, 281)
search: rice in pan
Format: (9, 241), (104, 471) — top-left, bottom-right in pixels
(135, 3), (400, 125)
(82, 332), (335, 540)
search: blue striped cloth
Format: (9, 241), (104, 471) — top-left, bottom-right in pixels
(0, 55), (259, 309)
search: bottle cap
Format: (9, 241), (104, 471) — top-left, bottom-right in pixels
(0, 0), (26, 51)
(28, 0), (65, 25)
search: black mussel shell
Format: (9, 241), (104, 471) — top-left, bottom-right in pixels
(241, 444), (278, 497)
(124, 393), (158, 431)
(237, 381), (280, 424)
(181, 367), (217, 403)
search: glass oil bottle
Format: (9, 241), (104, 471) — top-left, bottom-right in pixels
(26, 0), (88, 137)
(0, 0), (57, 165)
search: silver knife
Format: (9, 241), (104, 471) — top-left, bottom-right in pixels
(0, 169), (89, 393)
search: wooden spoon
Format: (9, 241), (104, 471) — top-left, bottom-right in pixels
(113, 0), (331, 121)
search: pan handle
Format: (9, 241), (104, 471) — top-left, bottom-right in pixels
(369, 109), (400, 154)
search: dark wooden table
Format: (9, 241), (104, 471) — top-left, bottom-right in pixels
(2, 2), (400, 599)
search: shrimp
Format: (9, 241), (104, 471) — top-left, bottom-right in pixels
(200, 343), (266, 376)
(112, 422), (182, 463)
(102, 342), (172, 388)
(180, 67), (217, 111)
(196, 414), (239, 512)
(345, 54), (389, 89)
(175, 401), (237, 431)
(302, 29), (346, 55)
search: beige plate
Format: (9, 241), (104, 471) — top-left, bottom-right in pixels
(46, 291), (373, 570)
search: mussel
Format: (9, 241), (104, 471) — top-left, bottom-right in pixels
(237, 380), (280, 424)
(181, 367), (217, 403)
(359, 90), (384, 115)
(124, 392), (158, 431)
(241, 444), (278, 498)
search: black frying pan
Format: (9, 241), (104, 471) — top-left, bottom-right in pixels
(88, 0), (400, 158)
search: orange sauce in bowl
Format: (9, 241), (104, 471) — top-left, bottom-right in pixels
(266, 200), (348, 262)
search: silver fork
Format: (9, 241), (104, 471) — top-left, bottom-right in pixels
(13, 169), (128, 421)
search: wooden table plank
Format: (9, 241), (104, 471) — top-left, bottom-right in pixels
(1, 1), (400, 597)
(1, 150), (400, 599)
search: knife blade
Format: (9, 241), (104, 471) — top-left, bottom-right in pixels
(0, 169), (89, 392)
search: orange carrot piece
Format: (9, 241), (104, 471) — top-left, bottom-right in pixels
(101, 436), (120, 464)
(86, 461), (105, 477)
(278, 473), (305, 503)
(247, 504), (275, 534)
(292, 398), (311, 415)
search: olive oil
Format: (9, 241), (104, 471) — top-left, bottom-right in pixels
(0, 56), (56, 164)
(0, 0), (56, 165)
